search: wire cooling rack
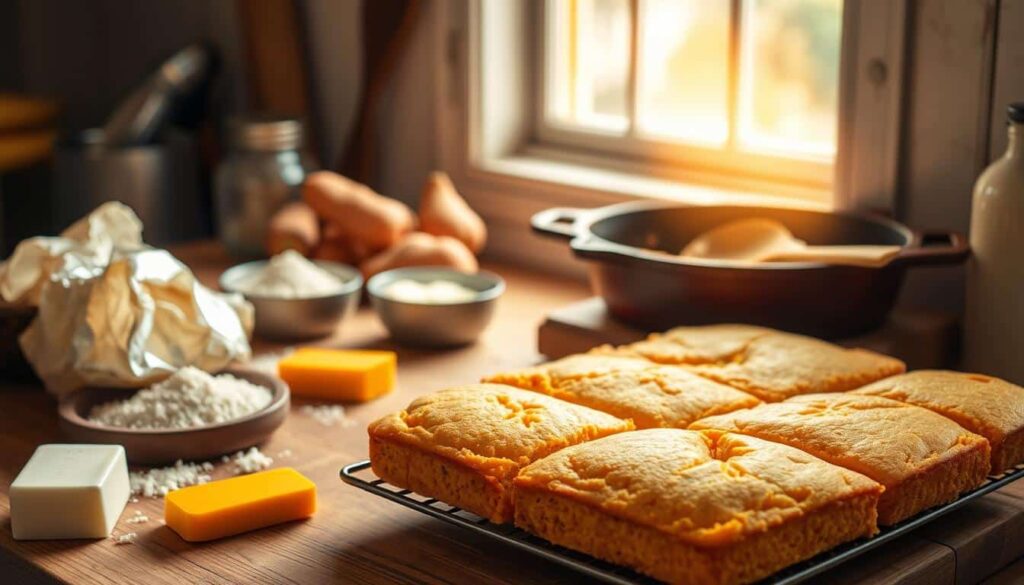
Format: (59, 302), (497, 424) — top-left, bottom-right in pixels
(341, 460), (1024, 585)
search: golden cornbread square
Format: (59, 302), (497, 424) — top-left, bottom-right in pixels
(853, 370), (1024, 472)
(597, 324), (771, 365)
(691, 393), (991, 525)
(484, 354), (760, 429)
(513, 429), (882, 585)
(367, 384), (633, 523)
(608, 325), (905, 402)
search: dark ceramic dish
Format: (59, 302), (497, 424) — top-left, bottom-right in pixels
(533, 200), (969, 339)
(58, 366), (289, 465)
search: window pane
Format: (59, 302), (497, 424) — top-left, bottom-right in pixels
(739, 0), (842, 157)
(546, 0), (631, 134)
(636, 0), (730, 146)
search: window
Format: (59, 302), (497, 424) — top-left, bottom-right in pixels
(539, 0), (844, 191)
(443, 0), (905, 228)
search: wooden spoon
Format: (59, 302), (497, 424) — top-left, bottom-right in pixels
(680, 218), (901, 267)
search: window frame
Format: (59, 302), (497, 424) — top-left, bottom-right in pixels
(533, 0), (838, 193)
(434, 0), (907, 268)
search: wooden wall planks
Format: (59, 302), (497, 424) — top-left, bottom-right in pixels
(7, 0), (246, 131)
(988, 0), (1024, 160)
(897, 0), (997, 314)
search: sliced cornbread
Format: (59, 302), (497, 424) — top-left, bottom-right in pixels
(367, 384), (633, 523)
(598, 324), (771, 365)
(853, 370), (1024, 472)
(691, 393), (991, 525)
(609, 325), (905, 402)
(514, 429), (882, 585)
(484, 354), (760, 429)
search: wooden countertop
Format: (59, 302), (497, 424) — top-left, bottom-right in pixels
(1, 241), (1024, 584)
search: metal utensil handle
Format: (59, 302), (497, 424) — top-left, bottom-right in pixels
(531, 207), (587, 239)
(894, 230), (970, 267)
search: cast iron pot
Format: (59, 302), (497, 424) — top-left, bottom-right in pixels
(532, 201), (969, 339)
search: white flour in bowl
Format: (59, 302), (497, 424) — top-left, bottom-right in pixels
(233, 250), (347, 298)
(382, 279), (478, 304)
(88, 367), (272, 430)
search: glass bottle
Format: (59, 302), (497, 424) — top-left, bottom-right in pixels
(214, 115), (314, 258)
(964, 103), (1024, 382)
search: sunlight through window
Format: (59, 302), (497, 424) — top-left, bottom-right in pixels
(545, 0), (843, 166)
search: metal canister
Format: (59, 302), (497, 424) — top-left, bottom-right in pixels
(53, 129), (204, 246)
(214, 115), (314, 258)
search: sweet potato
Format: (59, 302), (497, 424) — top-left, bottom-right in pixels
(302, 171), (414, 250)
(312, 239), (357, 264)
(359, 232), (478, 279)
(266, 201), (320, 256)
(419, 171), (486, 253)
(312, 224), (375, 265)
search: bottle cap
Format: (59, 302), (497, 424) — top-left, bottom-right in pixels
(228, 114), (304, 151)
(1009, 103), (1024, 124)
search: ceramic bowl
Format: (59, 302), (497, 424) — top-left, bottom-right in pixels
(57, 366), (289, 465)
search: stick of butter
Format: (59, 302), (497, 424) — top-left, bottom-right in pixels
(278, 347), (396, 402)
(10, 444), (130, 540)
(164, 467), (316, 542)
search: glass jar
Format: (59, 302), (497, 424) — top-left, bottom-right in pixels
(214, 115), (314, 258)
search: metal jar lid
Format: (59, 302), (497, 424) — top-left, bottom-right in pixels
(1009, 102), (1024, 124)
(228, 114), (304, 151)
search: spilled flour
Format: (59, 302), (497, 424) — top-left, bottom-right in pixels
(301, 404), (355, 427)
(129, 447), (275, 498)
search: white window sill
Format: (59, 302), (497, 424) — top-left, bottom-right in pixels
(454, 149), (832, 275)
(468, 147), (831, 212)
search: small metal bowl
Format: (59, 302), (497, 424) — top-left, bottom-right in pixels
(220, 260), (363, 340)
(367, 267), (505, 347)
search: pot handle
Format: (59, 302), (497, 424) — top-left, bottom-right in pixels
(531, 207), (586, 240)
(893, 230), (970, 267)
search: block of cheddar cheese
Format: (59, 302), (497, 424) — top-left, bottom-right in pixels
(278, 347), (396, 402)
(165, 467), (316, 542)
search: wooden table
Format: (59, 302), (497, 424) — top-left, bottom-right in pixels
(1, 241), (1024, 584)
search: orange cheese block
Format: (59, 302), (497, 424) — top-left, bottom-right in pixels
(278, 347), (396, 402)
(164, 468), (316, 542)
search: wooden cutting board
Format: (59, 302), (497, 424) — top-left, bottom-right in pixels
(823, 484), (1024, 584)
